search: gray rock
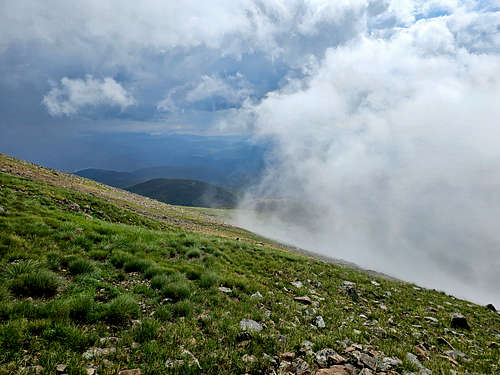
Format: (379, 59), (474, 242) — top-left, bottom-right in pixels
(218, 286), (232, 293)
(486, 303), (496, 312)
(292, 358), (309, 374)
(343, 281), (356, 286)
(450, 313), (470, 330)
(56, 364), (67, 374)
(291, 281), (304, 288)
(304, 307), (317, 317)
(313, 315), (326, 328)
(0, 205), (5, 213)
(378, 356), (402, 371)
(406, 353), (432, 375)
(299, 340), (314, 354)
(359, 353), (377, 370)
(315, 348), (337, 368)
(83, 347), (116, 360)
(239, 319), (263, 332)
(359, 369), (373, 375)
(250, 291), (263, 299)
(444, 350), (470, 361)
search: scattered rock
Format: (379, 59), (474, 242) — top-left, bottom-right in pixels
(292, 358), (310, 374)
(359, 369), (373, 375)
(118, 369), (142, 375)
(55, 364), (67, 374)
(315, 365), (349, 375)
(83, 346), (116, 360)
(315, 348), (345, 368)
(239, 319), (263, 332)
(378, 356), (402, 371)
(370, 280), (380, 286)
(343, 281), (356, 287)
(486, 303), (496, 312)
(346, 287), (359, 301)
(300, 340), (314, 355)
(406, 352), (431, 375)
(359, 353), (377, 370)
(304, 307), (317, 317)
(424, 316), (438, 324)
(450, 313), (470, 330)
(0, 205), (5, 213)
(295, 296), (313, 305)
(251, 291), (263, 299)
(218, 286), (232, 293)
(444, 350), (470, 361)
(372, 327), (386, 337)
(242, 354), (257, 363)
(291, 281), (304, 288)
(313, 315), (326, 329)
(86, 367), (96, 375)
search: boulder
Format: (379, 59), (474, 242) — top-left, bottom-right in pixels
(450, 313), (470, 330)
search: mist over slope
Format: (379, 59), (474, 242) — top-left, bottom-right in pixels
(234, 11), (500, 307)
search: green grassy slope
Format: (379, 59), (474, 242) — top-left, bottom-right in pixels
(0, 156), (499, 375)
(126, 178), (237, 208)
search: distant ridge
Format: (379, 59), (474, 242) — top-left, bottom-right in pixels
(126, 178), (237, 208)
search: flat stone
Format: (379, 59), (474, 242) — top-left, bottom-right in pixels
(242, 354), (256, 362)
(359, 353), (377, 370)
(56, 364), (67, 373)
(218, 286), (232, 293)
(424, 316), (438, 324)
(239, 319), (263, 332)
(118, 370), (142, 375)
(295, 296), (313, 305)
(315, 365), (349, 375)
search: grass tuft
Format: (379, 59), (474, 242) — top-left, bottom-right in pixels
(68, 258), (94, 275)
(9, 270), (60, 297)
(105, 295), (140, 324)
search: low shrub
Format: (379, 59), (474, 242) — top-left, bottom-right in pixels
(9, 270), (59, 297)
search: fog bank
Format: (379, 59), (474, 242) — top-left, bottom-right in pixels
(235, 17), (500, 307)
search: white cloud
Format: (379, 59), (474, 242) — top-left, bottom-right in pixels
(235, 12), (500, 306)
(42, 75), (135, 116)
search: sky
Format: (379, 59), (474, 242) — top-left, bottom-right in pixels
(1, 1), (500, 306)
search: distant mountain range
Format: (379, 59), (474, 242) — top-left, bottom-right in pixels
(126, 178), (237, 208)
(74, 168), (240, 208)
